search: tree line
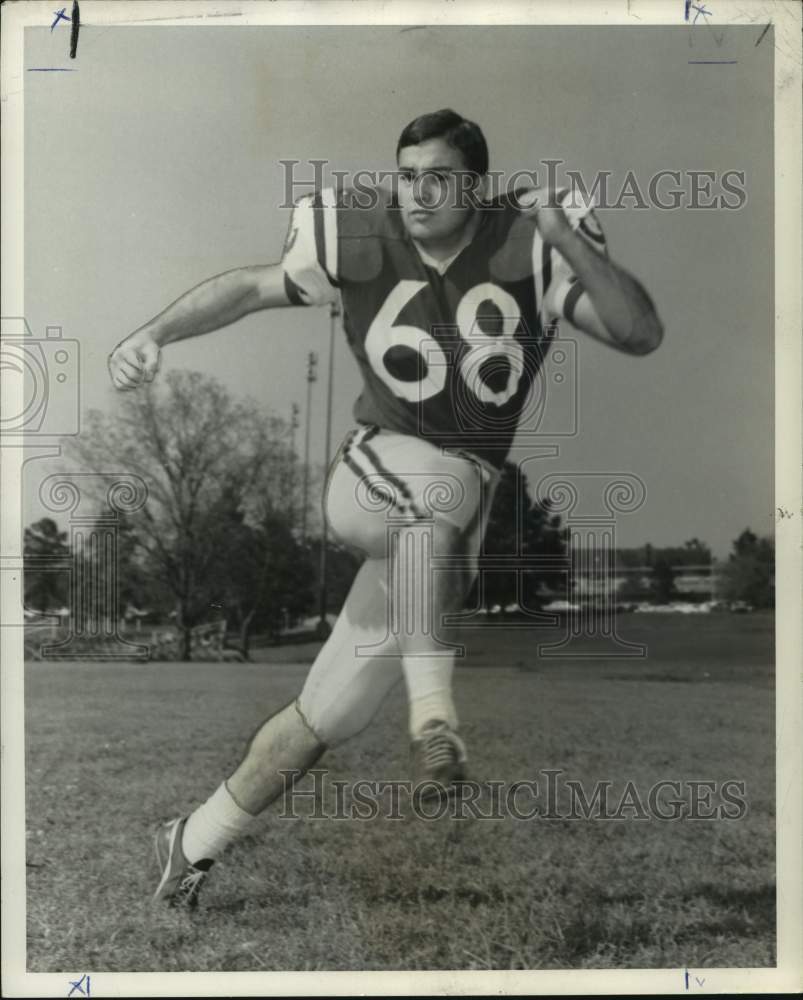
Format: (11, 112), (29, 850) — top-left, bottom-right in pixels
(22, 372), (775, 660)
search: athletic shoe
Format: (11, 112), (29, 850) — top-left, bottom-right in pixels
(410, 720), (468, 802)
(153, 817), (212, 908)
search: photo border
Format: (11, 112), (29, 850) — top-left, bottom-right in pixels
(2, 1), (800, 996)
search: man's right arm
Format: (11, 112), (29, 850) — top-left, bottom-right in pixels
(108, 264), (290, 390)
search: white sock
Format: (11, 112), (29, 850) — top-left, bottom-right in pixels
(181, 781), (256, 864)
(402, 653), (458, 738)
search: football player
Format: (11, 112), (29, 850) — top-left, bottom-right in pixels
(108, 109), (663, 907)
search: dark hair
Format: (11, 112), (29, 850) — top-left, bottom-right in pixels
(396, 109), (489, 176)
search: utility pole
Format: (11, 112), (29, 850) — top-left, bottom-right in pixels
(289, 402), (300, 535)
(317, 301), (339, 638)
(290, 402), (300, 452)
(302, 352), (317, 545)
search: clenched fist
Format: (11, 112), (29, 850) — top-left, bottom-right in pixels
(515, 188), (573, 245)
(108, 332), (161, 391)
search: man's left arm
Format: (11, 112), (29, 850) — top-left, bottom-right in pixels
(537, 202), (664, 356)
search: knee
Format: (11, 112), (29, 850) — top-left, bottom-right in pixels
(297, 688), (385, 748)
(297, 661), (401, 748)
(248, 699), (326, 757)
(296, 694), (373, 748)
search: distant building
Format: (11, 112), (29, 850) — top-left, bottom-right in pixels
(567, 546), (719, 602)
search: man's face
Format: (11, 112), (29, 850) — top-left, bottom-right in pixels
(396, 138), (480, 246)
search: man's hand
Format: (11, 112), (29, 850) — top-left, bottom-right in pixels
(108, 331), (161, 391)
(516, 189), (573, 245)
(533, 204), (573, 246)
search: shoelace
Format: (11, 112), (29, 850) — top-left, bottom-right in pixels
(178, 867), (206, 899)
(421, 730), (461, 771)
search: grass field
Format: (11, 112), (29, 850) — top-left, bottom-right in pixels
(24, 613), (775, 972)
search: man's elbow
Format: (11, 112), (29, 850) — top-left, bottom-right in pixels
(624, 311), (664, 356)
(244, 264), (290, 312)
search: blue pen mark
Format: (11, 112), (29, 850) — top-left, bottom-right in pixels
(67, 974), (90, 998)
(51, 7), (70, 31)
(49, 2), (79, 58)
(755, 22), (771, 47)
(685, 1), (713, 24)
(27, 68), (77, 71)
(683, 969), (707, 990)
(688, 59), (737, 64)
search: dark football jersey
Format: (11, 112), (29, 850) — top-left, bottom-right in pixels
(281, 185), (607, 469)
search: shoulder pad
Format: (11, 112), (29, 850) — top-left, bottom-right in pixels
(336, 185), (400, 283)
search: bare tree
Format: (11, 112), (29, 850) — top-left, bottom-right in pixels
(65, 370), (296, 659)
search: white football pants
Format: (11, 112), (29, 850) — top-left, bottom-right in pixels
(296, 425), (498, 746)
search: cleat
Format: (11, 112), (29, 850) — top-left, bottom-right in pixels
(410, 720), (469, 803)
(153, 817), (212, 908)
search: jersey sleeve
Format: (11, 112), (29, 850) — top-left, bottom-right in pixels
(542, 188), (609, 326)
(281, 188), (339, 307)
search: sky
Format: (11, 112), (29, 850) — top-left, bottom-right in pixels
(21, 24), (774, 557)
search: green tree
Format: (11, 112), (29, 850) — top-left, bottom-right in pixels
(214, 506), (315, 656)
(719, 529), (774, 608)
(23, 517), (69, 614)
(681, 537), (713, 564)
(112, 510), (165, 614)
(522, 495), (567, 608)
(655, 538), (713, 568)
(468, 461), (567, 611)
(649, 556), (677, 604)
